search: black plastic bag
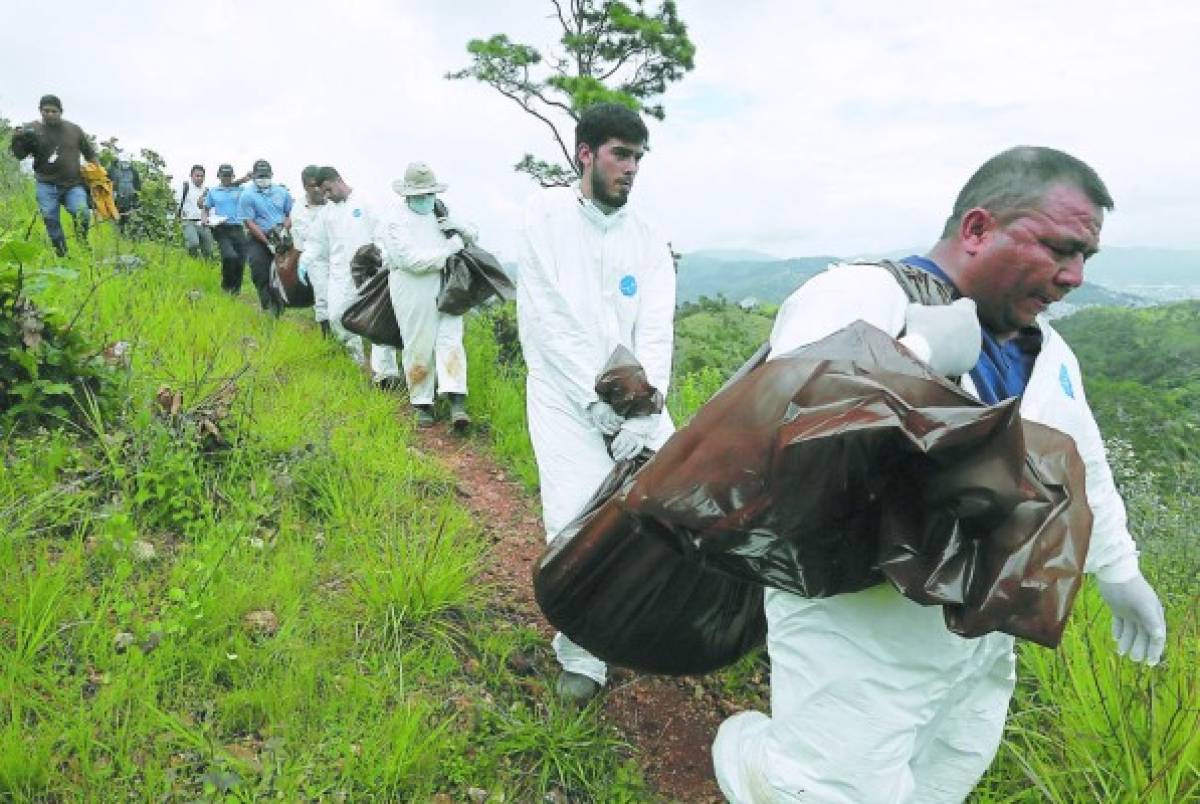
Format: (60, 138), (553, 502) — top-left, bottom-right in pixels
(341, 269), (403, 349)
(351, 243), (382, 289)
(437, 245), (516, 316)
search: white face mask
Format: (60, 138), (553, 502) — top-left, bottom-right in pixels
(254, 177), (272, 190)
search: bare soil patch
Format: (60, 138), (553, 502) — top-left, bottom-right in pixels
(414, 422), (728, 803)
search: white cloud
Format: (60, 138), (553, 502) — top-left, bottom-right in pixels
(2, 0), (1197, 260)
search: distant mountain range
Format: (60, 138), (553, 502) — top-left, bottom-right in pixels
(675, 251), (836, 305)
(677, 246), (1200, 310)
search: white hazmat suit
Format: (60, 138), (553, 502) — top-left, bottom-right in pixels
(306, 193), (400, 380)
(289, 200), (327, 323)
(516, 186), (676, 685)
(712, 262), (1147, 803)
(382, 204), (470, 405)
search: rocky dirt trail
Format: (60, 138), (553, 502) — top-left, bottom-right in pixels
(414, 423), (728, 803)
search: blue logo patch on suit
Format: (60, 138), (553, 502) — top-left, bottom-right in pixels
(1059, 364), (1075, 399)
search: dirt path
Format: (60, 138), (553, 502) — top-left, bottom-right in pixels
(414, 423), (728, 803)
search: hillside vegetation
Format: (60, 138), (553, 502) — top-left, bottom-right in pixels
(2, 120), (1196, 798)
(0, 181), (646, 798)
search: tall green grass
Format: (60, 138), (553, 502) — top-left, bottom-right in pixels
(0, 187), (648, 800)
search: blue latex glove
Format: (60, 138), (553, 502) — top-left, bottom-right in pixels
(297, 259), (309, 284)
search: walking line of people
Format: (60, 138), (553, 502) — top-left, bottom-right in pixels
(9, 93), (1169, 804)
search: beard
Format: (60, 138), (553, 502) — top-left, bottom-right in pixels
(589, 170), (629, 209)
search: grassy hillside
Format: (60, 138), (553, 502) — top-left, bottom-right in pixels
(1056, 303), (1200, 469)
(3, 118), (1196, 799)
(0, 186), (645, 799)
(1057, 302), (1200, 389)
(673, 303), (773, 377)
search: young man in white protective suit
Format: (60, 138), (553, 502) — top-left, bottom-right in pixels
(713, 146), (1168, 803)
(516, 103), (677, 703)
(305, 165), (402, 388)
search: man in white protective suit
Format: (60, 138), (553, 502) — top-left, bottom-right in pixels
(306, 166), (402, 388)
(516, 103), (677, 703)
(290, 165), (330, 338)
(712, 146), (1168, 803)
(383, 162), (473, 428)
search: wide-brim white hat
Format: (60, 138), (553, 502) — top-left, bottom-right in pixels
(392, 161), (447, 196)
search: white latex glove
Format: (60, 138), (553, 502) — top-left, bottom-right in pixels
(587, 400), (624, 436)
(609, 426), (647, 462)
(440, 217), (476, 244)
(1098, 573), (1167, 666)
(444, 233), (465, 255)
(900, 298), (981, 377)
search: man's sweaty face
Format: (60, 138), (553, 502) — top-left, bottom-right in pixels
(969, 183), (1102, 338)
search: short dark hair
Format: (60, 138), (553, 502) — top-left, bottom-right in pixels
(575, 103), (648, 156)
(39, 94), (62, 111)
(315, 166), (341, 185)
(301, 165), (321, 186)
(190, 164), (205, 174)
(942, 146), (1114, 238)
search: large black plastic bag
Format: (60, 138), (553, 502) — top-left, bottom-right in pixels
(351, 243), (382, 288)
(437, 245), (516, 316)
(534, 321), (1092, 675)
(341, 270), (403, 349)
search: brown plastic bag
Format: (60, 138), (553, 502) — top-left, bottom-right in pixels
(534, 321), (1092, 675)
(341, 270), (403, 349)
(594, 345), (664, 418)
(536, 452), (767, 675)
(269, 247), (315, 309)
(437, 245), (516, 316)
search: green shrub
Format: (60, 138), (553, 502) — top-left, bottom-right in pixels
(0, 241), (111, 429)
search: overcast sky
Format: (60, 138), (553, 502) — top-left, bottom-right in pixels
(3, 0), (1197, 261)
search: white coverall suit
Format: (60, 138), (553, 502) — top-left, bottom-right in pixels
(290, 200), (328, 323)
(516, 186), (677, 685)
(712, 262), (1143, 803)
(382, 204), (470, 405)
(306, 194), (400, 380)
